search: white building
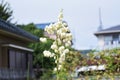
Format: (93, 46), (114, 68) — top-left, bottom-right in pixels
(94, 25), (120, 49)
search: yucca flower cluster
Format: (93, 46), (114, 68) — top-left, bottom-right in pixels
(40, 10), (72, 78)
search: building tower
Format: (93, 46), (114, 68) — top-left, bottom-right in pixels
(98, 8), (103, 31)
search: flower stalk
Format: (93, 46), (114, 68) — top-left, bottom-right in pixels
(40, 10), (72, 80)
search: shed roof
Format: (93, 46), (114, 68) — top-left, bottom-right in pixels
(0, 19), (39, 42)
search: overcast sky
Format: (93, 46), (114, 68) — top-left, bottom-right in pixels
(5, 0), (120, 50)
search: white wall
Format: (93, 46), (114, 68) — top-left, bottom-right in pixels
(98, 35), (104, 49)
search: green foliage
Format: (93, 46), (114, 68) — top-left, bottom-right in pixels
(18, 23), (44, 37)
(63, 50), (82, 72)
(46, 49), (82, 80)
(40, 70), (54, 80)
(97, 48), (120, 73)
(30, 38), (55, 69)
(57, 71), (71, 80)
(79, 48), (120, 79)
(0, 0), (13, 22)
(18, 23), (55, 72)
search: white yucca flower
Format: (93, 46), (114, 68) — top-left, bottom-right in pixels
(56, 22), (62, 29)
(63, 39), (68, 43)
(55, 60), (57, 63)
(45, 26), (49, 31)
(58, 65), (62, 70)
(60, 53), (65, 59)
(54, 56), (56, 59)
(45, 24), (55, 34)
(63, 22), (68, 27)
(51, 44), (58, 50)
(54, 49), (58, 53)
(50, 53), (55, 57)
(58, 9), (63, 21)
(63, 49), (69, 54)
(60, 27), (68, 33)
(66, 33), (72, 38)
(59, 56), (65, 63)
(57, 39), (62, 45)
(47, 29), (54, 34)
(43, 50), (52, 57)
(60, 32), (66, 38)
(39, 37), (47, 43)
(65, 41), (71, 47)
(58, 46), (65, 53)
(57, 29), (62, 35)
(41, 10), (73, 72)
(54, 67), (57, 71)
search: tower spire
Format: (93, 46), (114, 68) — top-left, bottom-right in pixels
(98, 8), (103, 31)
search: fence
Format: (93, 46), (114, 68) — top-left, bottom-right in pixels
(0, 68), (35, 80)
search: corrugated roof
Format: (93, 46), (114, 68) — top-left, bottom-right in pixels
(0, 19), (39, 42)
(94, 25), (120, 35)
(101, 25), (120, 31)
(35, 21), (67, 29)
(35, 22), (53, 29)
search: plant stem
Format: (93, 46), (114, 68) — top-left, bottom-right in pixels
(57, 54), (59, 80)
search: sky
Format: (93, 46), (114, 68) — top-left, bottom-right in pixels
(5, 0), (120, 50)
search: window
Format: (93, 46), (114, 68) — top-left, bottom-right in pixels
(9, 50), (16, 69)
(16, 51), (22, 69)
(9, 49), (27, 70)
(112, 34), (119, 45)
(21, 53), (27, 69)
(104, 36), (112, 45)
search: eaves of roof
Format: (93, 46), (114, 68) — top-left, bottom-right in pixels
(94, 30), (120, 36)
(94, 25), (120, 36)
(0, 19), (39, 42)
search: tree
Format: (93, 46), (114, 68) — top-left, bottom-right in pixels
(18, 23), (44, 37)
(18, 23), (55, 78)
(0, 0), (13, 22)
